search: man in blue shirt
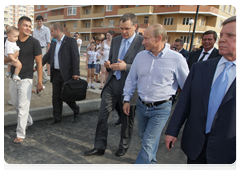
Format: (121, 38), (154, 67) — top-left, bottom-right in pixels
(123, 24), (189, 164)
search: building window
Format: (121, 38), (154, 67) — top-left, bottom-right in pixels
(200, 18), (205, 26)
(45, 5), (47, 8)
(68, 7), (76, 15)
(182, 17), (193, 25)
(232, 7), (236, 15)
(197, 36), (201, 44)
(125, 5), (129, 8)
(101, 7), (104, 13)
(222, 5), (226, 11)
(165, 5), (175, 7)
(84, 35), (89, 41)
(181, 35), (190, 43)
(136, 5), (139, 7)
(85, 22), (90, 28)
(163, 18), (173, 25)
(109, 20), (115, 27)
(100, 21), (103, 27)
(73, 22), (78, 29)
(106, 5), (113, 11)
(227, 5), (231, 13)
(63, 22), (66, 27)
(52, 11), (55, 16)
(219, 20), (223, 28)
(86, 9), (90, 14)
(44, 13), (47, 19)
(58, 10), (61, 15)
(144, 16), (149, 24)
(37, 5), (41, 9)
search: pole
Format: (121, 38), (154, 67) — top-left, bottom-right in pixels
(189, 5), (199, 52)
(186, 24), (192, 51)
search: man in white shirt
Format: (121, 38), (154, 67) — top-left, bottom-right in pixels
(33, 15), (51, 83)
(187, 30), (221, 69)
(74, 32), (82, 56)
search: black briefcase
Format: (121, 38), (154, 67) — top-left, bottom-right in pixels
(61, 78), (88, 102)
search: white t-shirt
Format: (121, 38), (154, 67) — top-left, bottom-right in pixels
(76, 38), (82, 54)
(4, 39), (20, 58)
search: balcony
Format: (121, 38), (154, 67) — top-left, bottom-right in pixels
(78, 27), (91, 33)
(47, 15), (64, 22)
(118, 6), (154, 15)
(47, 5), (64, 10)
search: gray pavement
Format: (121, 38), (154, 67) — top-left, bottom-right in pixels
(4, 107), (187, 164)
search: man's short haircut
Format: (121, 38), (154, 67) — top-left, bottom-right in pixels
(36, 15), (44, 21)
(150, 24), (167, 42)
(52, 22), (63, 32)
(74, 32), (79, 35)
(119, 13), (138, 26)
(222, 16), (236, 26)
(6, 26), (19, 35)
(202, 30), (217, 41)
(18, 16), (32, 25)
(175, 38), (184, 46)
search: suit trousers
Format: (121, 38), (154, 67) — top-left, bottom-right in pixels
(9, 79), (33, 139)
(94, 76), (135, 150)
(52, 69), (79, 121)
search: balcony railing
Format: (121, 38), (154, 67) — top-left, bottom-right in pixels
(118, 6), (154, 15)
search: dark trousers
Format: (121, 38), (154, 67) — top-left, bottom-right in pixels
(187, 133), (209, 164)
(94, 76), (135, 150)
(52, 69), (79, 121)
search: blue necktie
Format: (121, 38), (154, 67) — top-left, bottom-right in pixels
(206, 61), (233, 133)
(116, 40), (128, 80)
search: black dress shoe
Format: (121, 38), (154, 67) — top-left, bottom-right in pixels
(45, 119), (61, 125)
(115, 118), (122, 125)
(115, 148), (127, 157)
(84, 148), (105, 156)
(73, 114), (79, 123)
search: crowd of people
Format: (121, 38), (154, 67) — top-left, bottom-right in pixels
(4, 13), (236, 164)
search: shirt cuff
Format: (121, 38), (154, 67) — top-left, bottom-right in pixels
(123, 95), (130, 102)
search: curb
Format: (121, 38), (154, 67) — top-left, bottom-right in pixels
(4, 99), (101, 126)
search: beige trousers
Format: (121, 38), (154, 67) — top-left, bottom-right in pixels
(9, 79), (33, 139)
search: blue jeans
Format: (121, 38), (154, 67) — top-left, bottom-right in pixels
(135, 98), (172, 164)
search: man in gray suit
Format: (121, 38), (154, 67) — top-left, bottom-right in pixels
(84, 13), (144, 157)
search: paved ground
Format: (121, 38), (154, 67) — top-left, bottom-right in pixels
(4, 108), (187, 164)
(4, 51), (188, 165)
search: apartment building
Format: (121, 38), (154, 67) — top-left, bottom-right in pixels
(4, 5), (35, 29)
(34, 5), (236, 49)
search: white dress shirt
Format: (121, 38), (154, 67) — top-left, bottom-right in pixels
(33, 25), (51, 47)
(212, 56), (236, 94)
(54, 35), (65, 69)
(197, 47), (215, 61)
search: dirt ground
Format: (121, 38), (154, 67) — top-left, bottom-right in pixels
(4, 56), (100, 112)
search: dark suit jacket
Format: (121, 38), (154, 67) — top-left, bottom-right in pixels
(102, 34), (144, 105)
(179, 48), (190, 61)
(165, 57), (236, 164)
(42, 35), (79, 82)
(187, 48), (220, 69)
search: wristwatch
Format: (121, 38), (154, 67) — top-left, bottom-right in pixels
(123, 101), (129, 103)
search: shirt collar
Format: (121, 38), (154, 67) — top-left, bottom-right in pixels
(56, 34), (65, 43)
(202, 47), (214, 55)
(148, 44), (168, 58)
(122, 32), (136, 44)
(178, 48), (184, 52)
(218, 56), (236, 66)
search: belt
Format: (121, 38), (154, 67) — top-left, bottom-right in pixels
(139, 97), (172, 107)
(41, 46), (46, 48)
